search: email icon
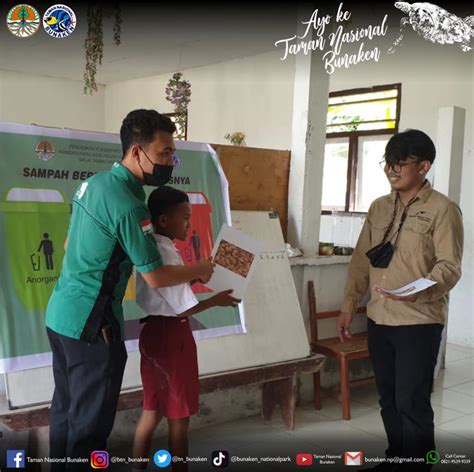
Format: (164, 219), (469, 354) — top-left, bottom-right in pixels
(344, 451), (363, 466)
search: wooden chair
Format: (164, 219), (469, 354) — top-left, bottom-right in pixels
(308, 280), (373, 420)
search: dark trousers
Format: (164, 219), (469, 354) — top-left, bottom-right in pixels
(367, 319), (442, 467)
(47, 327), (127, 471)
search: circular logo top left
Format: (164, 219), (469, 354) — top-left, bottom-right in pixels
(43, 4), (76, 38)
(35, 141), (55, 161)
(7, 4), (41, 38)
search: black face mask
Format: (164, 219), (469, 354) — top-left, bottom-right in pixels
(138, 147), (174, 186)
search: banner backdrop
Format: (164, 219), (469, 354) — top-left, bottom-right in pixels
(0, 122), (244, 374)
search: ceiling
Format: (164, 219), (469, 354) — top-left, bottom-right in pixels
(1, 1), (471, 85)
(0, 2), (299, 84)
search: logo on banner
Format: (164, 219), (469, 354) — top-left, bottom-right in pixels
(172, 152), (181, 168)
(141, 219), (153, 235)
(43, 4), (76, 38)
(7, 4), (40, 38)
(35, 141), (55, 161)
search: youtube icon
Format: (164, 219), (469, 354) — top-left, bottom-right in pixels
(296, 453), (313, 466)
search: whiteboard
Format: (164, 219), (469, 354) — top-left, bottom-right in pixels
(5, 211), (310, 408)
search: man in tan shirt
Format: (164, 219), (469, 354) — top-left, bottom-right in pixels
(338, 129), (463, 471)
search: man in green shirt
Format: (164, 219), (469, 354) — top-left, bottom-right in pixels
(46, 110), (214, 469)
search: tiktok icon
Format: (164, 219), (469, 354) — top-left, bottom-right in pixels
(212, 450), (229, 468)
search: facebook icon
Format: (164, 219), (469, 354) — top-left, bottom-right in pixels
(7, 450), (25, 468)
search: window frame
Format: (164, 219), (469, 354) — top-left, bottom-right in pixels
(323, 83), (401, 214)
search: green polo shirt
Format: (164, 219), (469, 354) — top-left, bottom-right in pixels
(46, 162), (163, 342)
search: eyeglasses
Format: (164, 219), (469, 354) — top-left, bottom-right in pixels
(378, 159), (419, 173)
(157, 150), (179, 161)
(141, 147), (179, 164)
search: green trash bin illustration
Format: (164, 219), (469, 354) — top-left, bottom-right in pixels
(1, 188), (70, 311)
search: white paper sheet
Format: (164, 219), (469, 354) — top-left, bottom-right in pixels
(375, 277), (437, 297)
(205, 224), (261, 300)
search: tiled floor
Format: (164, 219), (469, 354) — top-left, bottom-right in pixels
(1, 345), (471, 470)
(112, 343), (474, 471)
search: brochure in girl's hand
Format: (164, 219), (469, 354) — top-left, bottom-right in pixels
(375, 278), (437, 297)
(205, 224), (261, 301)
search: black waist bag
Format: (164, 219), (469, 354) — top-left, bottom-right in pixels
(365, 193), (417, 269)
(366, 241), (394, 268)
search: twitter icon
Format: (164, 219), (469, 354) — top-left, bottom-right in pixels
(154, 449), (172, 468)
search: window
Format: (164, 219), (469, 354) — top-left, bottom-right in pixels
(164, 112), (188, 141)
(322, 83), (401, 213)
(321, 139), (349, 211)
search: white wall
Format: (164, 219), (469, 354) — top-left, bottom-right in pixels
(448, 120), (473, 347)
(105, 51), (295, 149)
(0, 70), (105, 131)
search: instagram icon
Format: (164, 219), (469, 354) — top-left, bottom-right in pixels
(91, 451), (109, 469)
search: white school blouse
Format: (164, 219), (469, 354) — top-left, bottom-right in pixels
(135, 234), (199, 317)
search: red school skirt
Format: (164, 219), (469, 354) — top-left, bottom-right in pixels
(139, 316), (199, 419)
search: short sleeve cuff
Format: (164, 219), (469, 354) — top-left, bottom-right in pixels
(136, 257), (163, 273)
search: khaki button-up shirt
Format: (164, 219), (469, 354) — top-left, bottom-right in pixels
(341, 180), (463, 326)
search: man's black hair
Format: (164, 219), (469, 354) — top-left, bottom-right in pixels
(384, 129), (436, 164)
(147, 186), (189, 223)
(120, 109), (176, 157)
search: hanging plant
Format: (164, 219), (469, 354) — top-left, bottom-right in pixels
(83, 5), (103, 96)
(83, 4), (122, 96)
(113, 4), (122, 46)
(165, 72), (191, 140)
(224, 132), (246, 146)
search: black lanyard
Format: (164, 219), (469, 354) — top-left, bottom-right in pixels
(381, 194), (417, 247)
